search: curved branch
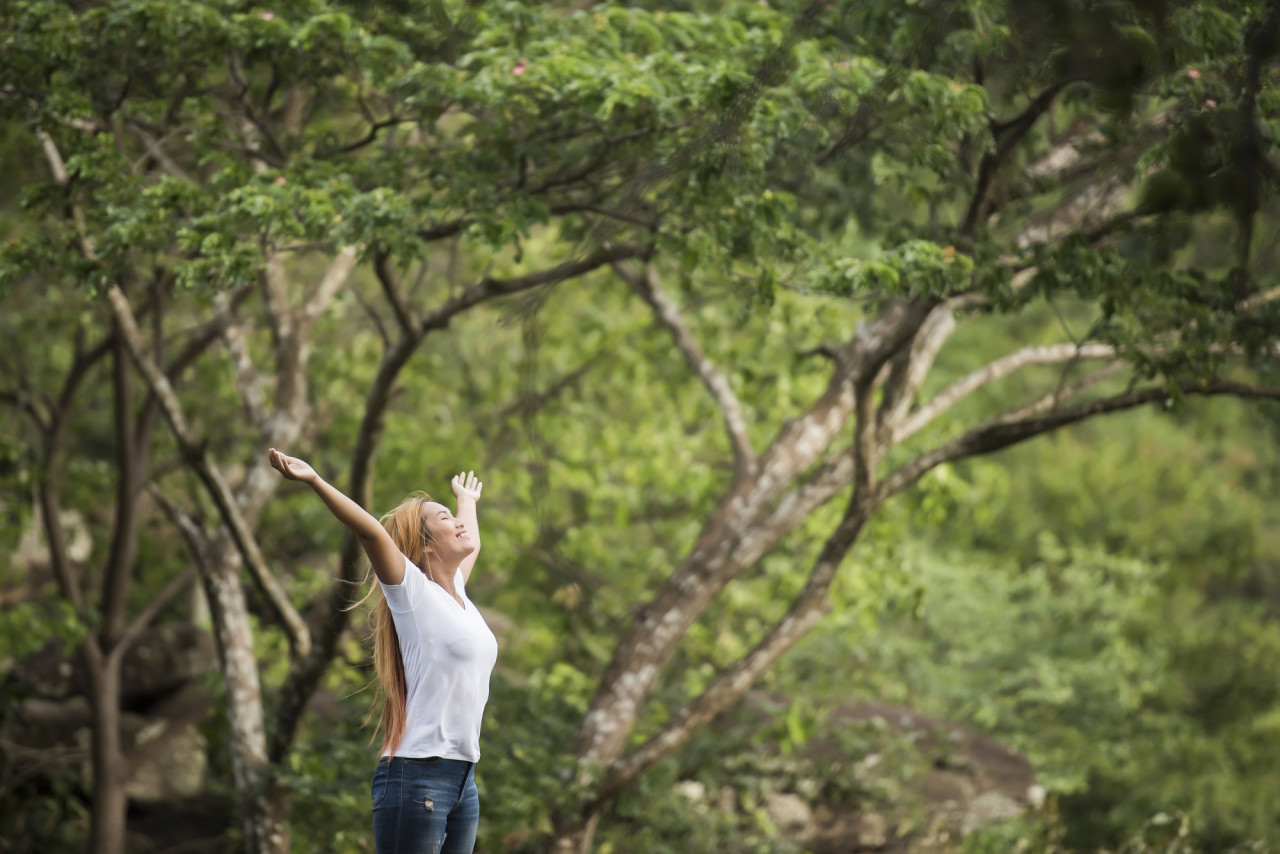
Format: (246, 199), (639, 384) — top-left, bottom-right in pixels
(879, 379), (1280, 501)
(852, 377), (877, 492)
(616, 262), (756, 476)
(269, 243), (648, 762)
(105, 285), (312, 659)
(891, 342), (1118, 445)
(299, 245), (359, 337)
(422, 244), (647, 333)
(593, 495), (875, 806)
(39, 128), (310, 658)
(876, 305), (957, 444)
(218, 292), (269, 433)
(118, 486), (201, 656)
(962, 81), (1069, 236)
(373, 250), (421, 337)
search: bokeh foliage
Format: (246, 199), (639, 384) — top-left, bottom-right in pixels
(3, 0), (1280, 851)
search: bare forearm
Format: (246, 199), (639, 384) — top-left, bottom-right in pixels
(268, 447), (403, 584)
(310, 476), (384, 543)
(456, 498), (480, 549)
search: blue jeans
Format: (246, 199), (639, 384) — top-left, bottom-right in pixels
(371, 756), (479, 854)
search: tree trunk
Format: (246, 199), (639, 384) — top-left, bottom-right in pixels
(204, 560), (290, 854)
(85, 650), (127, 854)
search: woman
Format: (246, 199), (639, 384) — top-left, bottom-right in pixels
(267, 448), (498, 854)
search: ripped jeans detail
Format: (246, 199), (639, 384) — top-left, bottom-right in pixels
(371, 756), (478, 854)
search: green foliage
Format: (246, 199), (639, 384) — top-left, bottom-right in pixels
(2, 0), (1280, 852)
(0, 599), (85, 662)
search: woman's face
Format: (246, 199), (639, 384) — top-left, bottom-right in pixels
(421, 500), (475, 563)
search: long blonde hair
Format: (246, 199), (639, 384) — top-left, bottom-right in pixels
(359, 491), (436, 757)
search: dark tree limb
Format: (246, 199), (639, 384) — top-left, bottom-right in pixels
(879, 379), (1280, 501)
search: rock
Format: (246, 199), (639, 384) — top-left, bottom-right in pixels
(715, 786), (737, 814)
(6, 696), (91, 748)
(961, 791), (1024, 835)
(125, 718), (208, 802)
(729, 694), (1039, 853)
(764, 791), (812, 832)
(119, 624), (217, 705)
(674, 780), (706, 802)
(857, 812), (889, 848)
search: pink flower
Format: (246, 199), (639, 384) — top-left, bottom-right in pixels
(512, 62), (526, 76)
(1203, 98), (1218, 107)
(1187, 68), (1200, 79)
(275, 176), (287, 186)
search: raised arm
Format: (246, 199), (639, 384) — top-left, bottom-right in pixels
(268, 448), (405, 586)
(451, 470), (483, 584)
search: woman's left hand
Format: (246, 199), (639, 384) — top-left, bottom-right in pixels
(451, 470), (483, 503)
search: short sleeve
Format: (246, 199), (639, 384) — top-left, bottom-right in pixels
(379, 555), (424, 613)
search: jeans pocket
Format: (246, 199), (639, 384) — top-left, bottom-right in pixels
(371, 758), (391, 809)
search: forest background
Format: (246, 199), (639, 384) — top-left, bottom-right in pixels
(2, 0), (1280, 852)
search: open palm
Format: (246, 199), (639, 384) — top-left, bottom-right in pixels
(451, 471), (483, 502)
(268, 448), (318, 483)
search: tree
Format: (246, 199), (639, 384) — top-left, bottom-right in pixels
(2, 2), (641, 851)
(527, 1), (1280, 849)
(2, 1), (1279, 852)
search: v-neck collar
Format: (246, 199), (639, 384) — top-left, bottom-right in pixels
(429, 577), (467, 612)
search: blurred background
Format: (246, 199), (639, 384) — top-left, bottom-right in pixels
(3, 0), (1279, 852)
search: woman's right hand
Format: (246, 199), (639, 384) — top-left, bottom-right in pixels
(268, 448), (319, 484)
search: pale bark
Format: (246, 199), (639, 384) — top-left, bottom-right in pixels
(890, 342), (1118, 445)
(876, 304), (957, 443)
(105, 283), (312, 660)
(589, 378), (882, 808)
(38, 129), (304, 854)
(616, 262), (757, 475)
(550, 299), (933, 854)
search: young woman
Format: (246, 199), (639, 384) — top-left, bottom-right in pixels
(267, 448), (498, 854)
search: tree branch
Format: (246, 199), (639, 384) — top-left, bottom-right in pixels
(117, 489), (201, 657)
(299, 245), (359, 336)
(962, 81), (1069, 236)
(594, 493), (875, 806)
(570, 298), (933, 770)
(38, 129), (312, 659)
(269, 243), (647, 761)
(373, 249), (421, 337)
(852, 377), (878, 493)
(218, 291), (270, 433)
(875, 304), (956, 445)
(36, 342), (107, 624)
(616, 262), (756, 476)
(879, 379), (1280, 501)
(125, 120), (192, 181)
(891, 342), (1118, 445)
(106, 285), (311, 657)
(422, 245), (648, 333)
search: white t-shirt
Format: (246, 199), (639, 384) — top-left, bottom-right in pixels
(379, 556), (499, 761)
